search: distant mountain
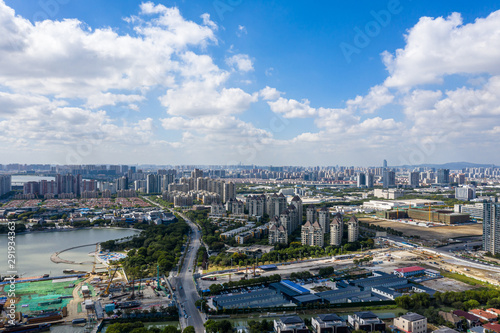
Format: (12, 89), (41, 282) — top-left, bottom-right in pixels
(398, 161), (496, 170)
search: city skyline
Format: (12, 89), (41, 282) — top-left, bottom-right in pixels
(1, 1), (500, 166)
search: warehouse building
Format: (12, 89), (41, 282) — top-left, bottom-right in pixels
(212, 288), (290, 309)
(351, 275), (408, 291)
(394, 266), (426, 278)
(270, 280), (310, 299)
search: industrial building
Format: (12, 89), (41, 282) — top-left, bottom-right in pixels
(393, 266), (426, 278)
(212, 288), (290, 309)
(407, 208), (469, 224)
(270, 280), (310, 299)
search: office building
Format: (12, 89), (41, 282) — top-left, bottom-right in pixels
(455, 185), (476, 201)
(383, 170), (395, 188)
(393, 313), (427, 333)
(483, 202), (500, 254)
(437, 169), (450, 184)
(409, 172), (420, 188)
(366, 173), (374, 188)
(357, 173), (366, 187)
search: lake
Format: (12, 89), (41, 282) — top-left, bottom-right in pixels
(0, 228), (140, 277)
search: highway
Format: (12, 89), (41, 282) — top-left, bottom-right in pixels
(141, 196), (206, 332)
(171, 211), (205, 332)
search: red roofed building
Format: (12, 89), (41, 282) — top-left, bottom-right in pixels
(483, 323), (500, 333)
(487, 308), (500, 316)
(470, 309), (497, 322)
(394, 266), (426, 278)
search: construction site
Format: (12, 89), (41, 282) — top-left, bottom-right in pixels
(0, 244), (174, 332)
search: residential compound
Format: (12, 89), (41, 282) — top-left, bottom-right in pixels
(268, 195), (303, 244)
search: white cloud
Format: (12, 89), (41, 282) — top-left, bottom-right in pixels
(226, 54), (254, 72)
(383, 11), (500, 88)
(346, 85), (394, 114)
(259, 86), (282, 101)
(236, 25), (247, 37)
(267, 97), (317, 118)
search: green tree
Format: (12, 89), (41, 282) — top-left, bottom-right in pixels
(183, 327), (195, 333)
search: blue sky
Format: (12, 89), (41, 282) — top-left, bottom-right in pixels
(1, 0), (500, 166)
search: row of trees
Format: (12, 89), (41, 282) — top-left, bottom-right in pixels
(396, 288), (500, 327)
(106, 322), (194, 333)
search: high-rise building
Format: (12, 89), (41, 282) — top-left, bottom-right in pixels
(347, 216), (359, 242)
(437, 169), (450, 184)
(246, 195), (266, 217)
(483, 202), (500, 254)
(318, 207), (330, 233)
(409, 172), (420, 188)
(301, 221), (324, 247)
(366, 173), (374, 188)
(383, 170), (396, 188)
(0, 175), (12, 196)
(268, 217), (288, 244)
(455, 185), (476, 201)
(191, 168), (203, 179)
(330, 218), (342, 246)
(458, 174), (466, 185)
(357, 173), (366, 188)
(306, 205), (316, 223)
(290, 196), (303, 223)
(383, 159), (388, 168)
(146, 174), (162, 193)
(266, 193), (287, 218)
(223, 181), (235, 202)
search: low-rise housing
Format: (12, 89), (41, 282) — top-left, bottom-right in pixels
(393, 312), (427, 333)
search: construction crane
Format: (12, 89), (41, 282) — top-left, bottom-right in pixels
(102, 266), (119, 297)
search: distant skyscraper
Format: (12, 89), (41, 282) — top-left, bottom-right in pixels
(383, 170), (396, 188)
(383, 159), (388, 168)
(0, 175), (11, 196)
(347, 216), (359, 242)
(409, 172), (420, 188)
(366, 173), (374, 188)
(437, 169), (450, 184)
(483, 202), (500, 254)
(357, 173), (366, 188)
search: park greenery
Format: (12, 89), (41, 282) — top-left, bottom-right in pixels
(101, 221), (189, 276)
(105, 321), (183, 333)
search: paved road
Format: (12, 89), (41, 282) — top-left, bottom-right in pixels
(141, 197), (206, 332)
(171, 211), (205, 332)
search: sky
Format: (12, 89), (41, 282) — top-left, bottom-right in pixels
(1, 0), (500, 167)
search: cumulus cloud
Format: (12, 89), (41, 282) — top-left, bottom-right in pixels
(259, 86), (283, 101)
(267, 97), (317, 118)
(226, 54), (254, 72)
(383, 11), (500, 88)
(346, 85), (394, 114)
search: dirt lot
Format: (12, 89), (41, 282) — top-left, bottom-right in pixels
(420, 277), (477, 292)
(361, 218), (482, 241)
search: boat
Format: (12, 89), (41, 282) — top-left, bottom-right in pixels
(41, 274), (49, 278)
(2, 323), (51, 332)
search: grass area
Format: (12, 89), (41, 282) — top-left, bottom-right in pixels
(440, 271), (500, 289)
